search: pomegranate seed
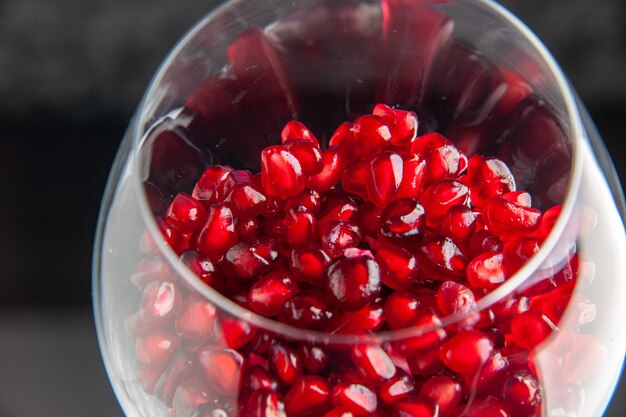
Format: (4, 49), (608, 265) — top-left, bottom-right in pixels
(332, 382), (378, 416)
(329, 303), (384, 334)
(367, 151), (404, 207)
(502, 190), (532, 208)
(249, 271), (299, 317)
(378, 372), (416, 405)
(371, 240), (418, 290)
(154, 350), (196, 406)
(418, 376), (462, 417)
(533, 204), (561, 240)
(198, 346), (245, 396)
(219, 318), (257, 349)
(235, 217), (261, 241)
(326, 254), (381, 310)
(261, 145), (306, 197)
(171, 377), (214, 417)
(320, 220), (363, 259)
(281, 120), (319, 147)
(155, 217), (187, 255)
(397, 155), (427, 199)
(383, 291), (422, 330)
(342, 162), (370, 198)
(135, 330), (180, 367)
(417, 235), (467, 281)
(167, 192), (207, 233)
(421, 180), (469, 221)
(224, 182), (269, 218)
(484, 197), (541, 238)
(353, 115), (392, 160)
(467, 155), (516, 207)
(309, 146), (347, 193)
(467, 230), (503, 258)
(280, 293), (334, 330)
(284, 139), (324, 175)
(299, 344), (330, 374)
(410, 133), (464, 184)
(283, 209), (316, 248)
(289, 244), (331, 286)
(466, 252), (508, 290)
(502, 237), (540, 273)
(195, 204), (237, 259)
(373, 104), (419, 146)
(284, 376), (332, 416)
(137, 365), (161, 395)
(329, 122), (355, 149)
(138, 280), (181, 326)
(468, 350), (509, 395)
(270, 342), (303, 385)
(223, 237), (279, 280)
(439, 330), (494, 374)
(510, 309), (556, 350)
(379, 198), (425, 241)
(318, 197), (360, 226)
(440, 205), (477, 247)
(192, 165), (233, 204)
(180, 250), (224, 290)
(242, 365), (280, 393)
(244, 389), (287, 417)
(407, 347), (444, 377)
(323, 408), (355, 417)
(491, 295), (530, 332)
(436, 281), (477, 321)
(130, 256), (174, 289)
(501, 370), (541, 417)
(358, 202), (384, 237)
(352, 344), (396, 382)
(393, 310), (446, 356)
(454, 399), (512, 417)
(175, 295), (217, 340)
(284, 189), (321, 214)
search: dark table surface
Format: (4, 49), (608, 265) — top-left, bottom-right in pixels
(0, 1), (624, 416)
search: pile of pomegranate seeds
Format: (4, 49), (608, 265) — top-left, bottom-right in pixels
(129, 105), (586, 417)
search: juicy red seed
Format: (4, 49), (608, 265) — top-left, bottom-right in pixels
(484, 197), (542, 238)
(467, 155), (516, 207)
(175, 295), (217, 340)
(534, 204), (561, 240)
(284, 139), (324, 175)
(283, 209), (316, 247)
(468, 230), (503, 258)
(502, 190), (532, 208)
(235, 217), (261, 241)
(417, 235), (467, 281)
(467, 350), (509, 395)
(353, 115), (393, 160)
(467, 251), (508, 290)
(270, 342), (303, 385)
(224, 182), (269, 217)
(319, 220), (363, 259)
(130, 256), (173, 289)
(492, 295), (530, 331)
(439, 330), (494, 374)
(289, 244), (331, 285)
(454, 398), (512, 417)
(383, 291), (422, 330)
(510, 309), (556, 350)
(441, 205), (477, 247)
(367, 151), (404, 208)
(421, 180), (469, 221)
(284, 376), (332, 416)
(192, 165), (233, 204)
(318, 198), (360, 226)
(379, 198), (426, 240)
(135, 330), (180, 367)
(223, 237), (278, 280)
(156, 217), (188, 255)
(167, 192), (207, 233)
(299, 345), (330, 374)
(373, 103), (419, 146)
(219, 318), (257, 349)
(280, 293), (334, 330)
(323, 409), (356, 417)
(352, 344), (396, 382)
(154, 350), (196, 406)
(139, 280), (181, 326)
(436, 281), (476, 317)
(198, 346), (245, 396)
(195, 204), (237, 259)
(342, 162), (369, 198)
(326, 254), (381, 310)
(171, 377), (213, 417)
(329, 122), (355, 149)
(180, 250), (224, 291)
(392, 397), (439, 417)
(418, 376), (462, 417)
(242, 365), (280, 393)
(309, 146), (347, 193)
(378, 372), (416, 405)
(502, 237), (541, 273)
(397, 156), (426, 199)
(244, 389), (287, 417)
(410, 133), (464, 183)
(281, 120), (319, 147)
(261, 145), (306, 198)
(284, 189), (321, 214)
(249, 271), (299, 317)
(358, 202), (384, 237)
(370, 239), (418, 290)
(393, 310), (446, 356)
(501, 370), (542, 417)
(328, 303), (384, 334)
(331, 382), (378, 416)
(407, 347), (444, 377)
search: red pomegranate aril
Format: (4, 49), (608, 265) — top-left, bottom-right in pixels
(392, 397), (439, 417)
(137, 365), (161, 395)
(352, 344), (397, 382)
(219, 318), (257, 349)
(342, 162), (369, 198)
(249, 271), (299, 317)
(244, 389), (287, 417)
(467, 230), (503, 258)
(329, 303), (384, 334)
(154, 350), (196, 406)
(492, 295), (530, 332)
(367, 151), (404, 208)
(320, 220), (363, 259)
(418, 376), (462, 417)
(467, 350), (509, 395)
(195, 204), (237, 259)
(323, 408), (356, 417)
(378, 372), (416, 405)
(373, 104), (419, 146)
(167, 192), (207, 233)
(383, 291), (422, 330)
(309, 146), (348, 193)
(280, 293), (334, 330)
(441, 205), (477, 247)
(175, 295), (217, 340)
(284, 189), (321, 214)
(284, 139), (324, 175)
(329, 122), (355, 150)
(281, 120), (320, 147)
(261, 145), (306, 197)
(353, 115), (393, 160)
(436, 281), (476, 317)
(410, 133), (464, 184)
(193, 165), (233, 204)
(180, 250), (225, 290)
(242, 365), (280, 393)
(155, 217), (188, 255)
(439, 330), (494, 375)
(380, 198), (426, 241)
(467, 155), (516, 207)
(502, 190), (532, 208)
(236, 217), (261, 241)
(138, 280), (181, 326)
(397, 156), (426, 200)
(284, 376), (332, 416)
(332, 382), (378, 416)
(289, 244), (331, 285)
(171, 377), (214, 417)
(502, 237), (540, 273)
(407, 347), (444, 377)
(299, 344), (330, 374)
(283, 209), (316, 247)
(421, 180), (469, 222)
(358, 202), (384, 237)
(135, 330), (180, 368)
(326, 253), (381, 310)
(371, 240), (419, 290)
(501, 370), (541, 417)
(318, 198), (360, 226)
(270, 342), (303, 385)
(467, 251), (508, 290)
(198, 346), (245, 396)
(393, 310), (446, 356)
(417, 235), (467, 281)
(534, 204), (562, 240)
(223, 237), (279, 280)
(453, 399), (512, 417)
(510, 309), (556, 350)
(131, 256), (174, 289)
(224, 182), (269, 218)
(484, 197), (542, 238)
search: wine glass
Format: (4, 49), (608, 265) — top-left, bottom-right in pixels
(93, 1), (626, 416)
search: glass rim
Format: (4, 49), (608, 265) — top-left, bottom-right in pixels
(129, 0), (585, 344)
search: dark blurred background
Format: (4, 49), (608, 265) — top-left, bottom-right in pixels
(0, 1), (624, 416)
